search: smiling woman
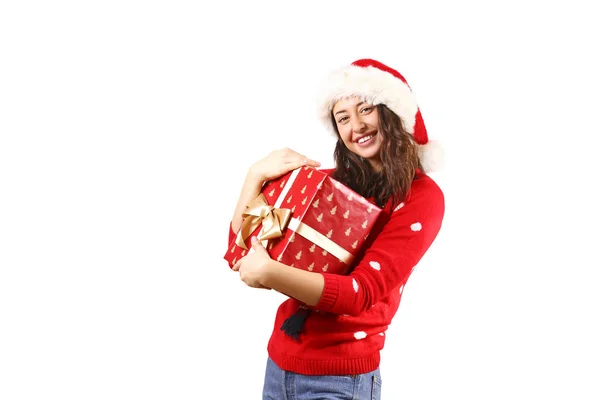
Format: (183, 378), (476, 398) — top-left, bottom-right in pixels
(228, 58), (446, 400)
(332, 98), (382, 169)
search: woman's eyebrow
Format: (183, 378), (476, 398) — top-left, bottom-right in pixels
(334, 102), (365, 116)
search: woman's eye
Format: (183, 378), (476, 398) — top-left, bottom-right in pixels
(360, 107), (372, 113)
(338, 116), (349, 123)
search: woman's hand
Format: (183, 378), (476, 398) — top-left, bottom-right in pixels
(232, 237), (274, 289)
(249, 147), (321, 182)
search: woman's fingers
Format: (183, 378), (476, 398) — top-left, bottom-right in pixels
(287, 157), (321, 171)
(304, 158), (321, 167)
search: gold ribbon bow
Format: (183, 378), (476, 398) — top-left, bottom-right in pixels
(235, 193), (292, 250)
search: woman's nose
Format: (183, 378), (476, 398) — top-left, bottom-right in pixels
(351, 118), (367, 133)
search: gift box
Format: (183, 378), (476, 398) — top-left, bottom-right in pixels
(224, 166), (383, 275)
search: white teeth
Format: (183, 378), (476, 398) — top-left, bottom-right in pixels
(358, 135), (372, 144)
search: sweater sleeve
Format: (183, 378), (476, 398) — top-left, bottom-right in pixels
(315, 177), (445, 315)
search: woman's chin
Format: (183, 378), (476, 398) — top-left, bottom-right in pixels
(353, 147), (380, 162)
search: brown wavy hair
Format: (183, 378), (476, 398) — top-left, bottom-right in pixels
(331, 104), (422, 209)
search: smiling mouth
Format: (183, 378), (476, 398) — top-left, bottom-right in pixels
(356, 133), (375, 144)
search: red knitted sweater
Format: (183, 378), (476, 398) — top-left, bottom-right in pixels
(227, 170), (445, 375)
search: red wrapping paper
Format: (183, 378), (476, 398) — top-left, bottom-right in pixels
(224, 166), (383, 275)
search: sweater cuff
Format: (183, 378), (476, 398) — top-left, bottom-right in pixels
(315, 273), (340, 312)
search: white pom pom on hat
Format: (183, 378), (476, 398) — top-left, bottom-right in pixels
(317, 58), (444, 173)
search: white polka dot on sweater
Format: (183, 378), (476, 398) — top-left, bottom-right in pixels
(394, 202), (404, 212)
(352, 279), (359, 292)
(369, 261), (381, 270)
(410, 222), (422, 231)
(379, 332), (385, 336)
(399, 285), (404, 295)
(354, 331), (367, 340)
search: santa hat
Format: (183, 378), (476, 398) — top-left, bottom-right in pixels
(317, 58), (444, 173)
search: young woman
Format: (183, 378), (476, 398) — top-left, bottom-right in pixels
(229, 59), (445, 399)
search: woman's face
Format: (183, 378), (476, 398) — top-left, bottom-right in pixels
(332, 96), (382, 171)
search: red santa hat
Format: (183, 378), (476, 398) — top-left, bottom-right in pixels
(317, 58), (444, 173)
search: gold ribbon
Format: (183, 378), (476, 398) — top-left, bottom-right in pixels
(290, 218), (354, 265)
(235, 193), (292, 250)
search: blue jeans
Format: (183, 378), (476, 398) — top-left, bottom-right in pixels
(262, 357), (382, 400)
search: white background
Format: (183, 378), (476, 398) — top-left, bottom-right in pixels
(1, 1), (599, 399)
